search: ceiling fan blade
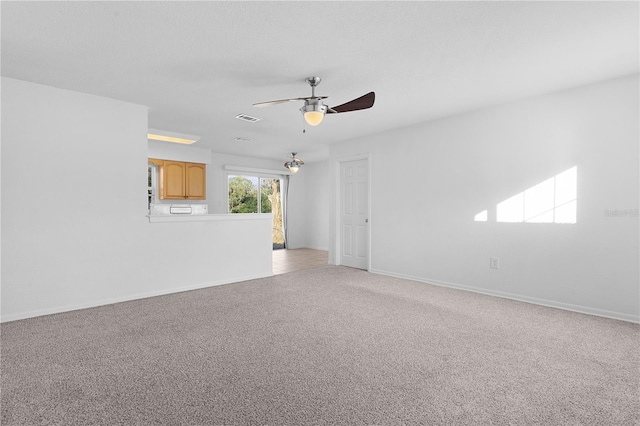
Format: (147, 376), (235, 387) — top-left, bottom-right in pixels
(286, 156), (304, 164)
(253, 98), (304, 108)
(253, 96), (328, 108)
(327, 92), (375, 114)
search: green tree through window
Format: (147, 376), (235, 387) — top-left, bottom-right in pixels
(228, 176), (258, 213)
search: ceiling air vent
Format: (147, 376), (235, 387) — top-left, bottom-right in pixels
(235, 113), (260, 123)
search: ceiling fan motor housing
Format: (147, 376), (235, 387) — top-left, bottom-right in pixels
(301, 98), (327, 113)
(300, 98), (327, 126)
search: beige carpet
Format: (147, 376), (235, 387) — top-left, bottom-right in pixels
(1, 266), (638, 425)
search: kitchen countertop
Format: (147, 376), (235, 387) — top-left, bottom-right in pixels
(147, 213), (272, 223)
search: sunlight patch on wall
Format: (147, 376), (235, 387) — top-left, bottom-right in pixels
(475, 167), (577, 224)
(474, 210), (488, 222)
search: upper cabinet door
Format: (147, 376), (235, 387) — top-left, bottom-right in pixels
(185, 163), (206, 200)
(155, 160), (207, 200)
(161, 161), (186, 199)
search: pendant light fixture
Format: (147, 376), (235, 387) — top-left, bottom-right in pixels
(284, 153), (304, 174)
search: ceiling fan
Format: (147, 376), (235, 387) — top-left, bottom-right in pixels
(284, 152), (304, 173)
(253, 77), (375, 127)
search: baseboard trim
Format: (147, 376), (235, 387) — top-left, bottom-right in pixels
(1, 272), (272, 323)
(369, 268), (640, 324)
(302, 245), (329, 252)
(285, 245), (329, 251)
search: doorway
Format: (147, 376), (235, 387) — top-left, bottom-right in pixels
(338, 157), (369, 270)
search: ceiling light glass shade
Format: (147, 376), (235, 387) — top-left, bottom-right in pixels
(300, 101), (327, 126)
(304, 111), (324, 126)
(284, 159), (301, 174)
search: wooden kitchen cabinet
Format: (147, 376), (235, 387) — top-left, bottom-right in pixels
(153, 159), (206, 200)
(185, 162), (206, 199)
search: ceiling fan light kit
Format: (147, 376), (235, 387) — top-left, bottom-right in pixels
(288, 164), (299, 173)
(301, 99), (327, 126)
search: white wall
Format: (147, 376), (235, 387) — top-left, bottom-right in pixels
(330, 74), (639, 322)
(284, 168), (306, 249)
(1, 78), (272, 322)
(302, 161), (330, 251)
(282, 161), (330, 251)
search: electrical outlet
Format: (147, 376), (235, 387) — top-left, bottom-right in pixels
(490, 257), (500, 269)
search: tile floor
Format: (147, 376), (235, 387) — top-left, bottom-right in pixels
(272, 248), (329, 275)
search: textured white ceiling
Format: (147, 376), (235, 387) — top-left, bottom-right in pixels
(2, 1), (638, 162)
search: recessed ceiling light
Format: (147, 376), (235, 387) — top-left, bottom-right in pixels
(147, 128), (200, 145)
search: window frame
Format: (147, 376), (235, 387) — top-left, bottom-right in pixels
(225, 171), (282, 214)
(148, 162), (159, 209)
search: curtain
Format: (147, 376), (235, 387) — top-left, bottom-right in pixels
(281, 175), (289, 249)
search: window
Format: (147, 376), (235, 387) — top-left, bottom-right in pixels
(148, 163), (158, 209)
(228, 175), (259, 213)
(228, 174), (285, 248)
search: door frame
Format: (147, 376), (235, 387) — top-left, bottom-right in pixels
(333, 154), (372, 271)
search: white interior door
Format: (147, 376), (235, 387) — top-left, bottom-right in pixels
(340, 159), (368, 269)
